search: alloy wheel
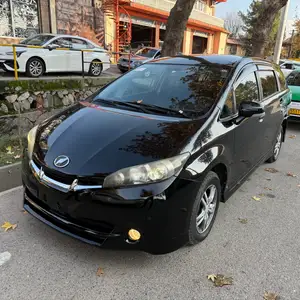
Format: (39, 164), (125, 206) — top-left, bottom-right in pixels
(29, 60), (43, 77)
(91, 62), (102, 76)
(196, 184), (217, 234)
(274, 130), (282, 159)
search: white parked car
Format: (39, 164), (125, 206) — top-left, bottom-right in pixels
(0, 34), (110, 77)
(280, 60), (300, 77)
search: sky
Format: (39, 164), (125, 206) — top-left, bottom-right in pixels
(216, 0), (299, 37)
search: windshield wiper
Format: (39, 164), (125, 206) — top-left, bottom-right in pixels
(93, 99), (148, 113)
(127, 102), (190, 118)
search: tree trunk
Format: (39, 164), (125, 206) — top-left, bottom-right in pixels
(161, 0), (196, 57)
(251, 0), (288, 57)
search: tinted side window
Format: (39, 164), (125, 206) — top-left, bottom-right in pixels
(259, 71), (278, 98)
(274, 66), (287, 91)
(235, 72), (259, 108)
(285, 63), (293, 70)
(71, 38), (88, 49)
(220, 90), (234, 119)
(53, 38), (71, 48)
(287, 72), (300, 86)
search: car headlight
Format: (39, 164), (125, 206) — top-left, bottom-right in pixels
(6, 50), (26, 57)
(133, 61), (143, 67)
(103, 153), (190, 188)
(27, 125), (38, 159)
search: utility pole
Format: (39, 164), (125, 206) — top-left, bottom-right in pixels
(288, 29), (295, 58)
(273, 0), (291, 64)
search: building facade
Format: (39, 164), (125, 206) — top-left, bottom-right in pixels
(225, 38), (245, 56)
(112, 0), (228, 54)
(0, 0), (228, 55)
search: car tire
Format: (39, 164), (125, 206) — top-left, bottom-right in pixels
(188, 171), (221, 245)
(26, 57), (45, 77)
(266, 127), (283, 163)
(89, 60), (102, 77)
(120, 69), (127, 74)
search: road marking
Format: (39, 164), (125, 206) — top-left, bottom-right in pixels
(0, 252), (11, 266)
(0, 186), (22, 198)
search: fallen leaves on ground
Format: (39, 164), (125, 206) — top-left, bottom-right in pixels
(1, 221), (17, 232)
(252, 196), (261, 201)
(263, 291), (280, 300)
(298, 185), (300, 188)
(265, 168), (279, 174)
(96, 267), (104, 276)
(21, 210), (28, 214)
(289, 135), (296, 139)
(264, 187), (272, 191)
(207, 274), (233, 287)
(286, 172), (297, 178)
(238, 218), (248, 224)
(266, 178), (271, 181)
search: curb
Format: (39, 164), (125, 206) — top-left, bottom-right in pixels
(0, 162), (22, 193)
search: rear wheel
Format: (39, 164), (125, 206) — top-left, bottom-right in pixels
(26, 57), (45, 77)
(188, 171), (221, 245)
(266, 127), (283, 163)
(89, 60), (102, 76)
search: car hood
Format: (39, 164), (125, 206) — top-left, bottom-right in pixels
(289, 85), (300, 101)
(119, 54), (148, 62)
(35, 102), (201, 177)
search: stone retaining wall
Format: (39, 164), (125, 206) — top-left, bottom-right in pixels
(0, 76), (116, 115)
(0, 76), (116, 166)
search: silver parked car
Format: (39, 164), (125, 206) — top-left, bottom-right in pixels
(117, 47), (161, 73)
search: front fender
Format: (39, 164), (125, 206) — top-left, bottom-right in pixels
(179, 146), (230, 182)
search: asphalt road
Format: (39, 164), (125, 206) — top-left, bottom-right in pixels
(1, 123), (300, 300)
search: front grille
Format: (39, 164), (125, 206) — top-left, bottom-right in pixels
(32, 157), (104, 186)
(25, 188), (115, 235)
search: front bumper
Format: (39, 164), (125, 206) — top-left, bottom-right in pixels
(22, 157), (199, 254)
(0, 59), (19, 71)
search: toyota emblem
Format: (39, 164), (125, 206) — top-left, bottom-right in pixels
(54, 155), (70, 168)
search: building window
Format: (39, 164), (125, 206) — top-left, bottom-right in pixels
(0, 0), (39, 38)
(194, 0), (207, 12)
(229, 44), (237, 55)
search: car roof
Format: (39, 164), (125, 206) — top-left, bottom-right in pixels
(150, 55), (272, 69)
(35, 33), (93, 42)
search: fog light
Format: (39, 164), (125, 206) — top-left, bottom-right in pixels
(128, 229), (141, 241)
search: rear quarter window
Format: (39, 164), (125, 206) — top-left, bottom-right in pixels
(274, 65), (287, 91)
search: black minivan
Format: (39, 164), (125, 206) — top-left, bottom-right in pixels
(22, 55), (289, 254)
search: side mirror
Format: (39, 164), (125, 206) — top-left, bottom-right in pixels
(48, 44), (59, 50)
(239, 101), (265, 118)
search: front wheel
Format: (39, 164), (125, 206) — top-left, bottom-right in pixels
(89, 60), (102, 76)
(188, 171), (221, 245)
(266, 127), (283, 163)
(26, 57), (45, 77)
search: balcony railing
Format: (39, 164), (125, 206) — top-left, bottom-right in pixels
(130, 0), (225, 28)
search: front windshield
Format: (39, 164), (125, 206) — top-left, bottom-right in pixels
(135, 48), (158, 58)
(20, 35), (54, 46)
(93, 62), (231, 116)
(287, 72), (300, 86)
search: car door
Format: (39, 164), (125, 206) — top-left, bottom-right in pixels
(256, 66), (284, 153)
(68, 38), (89, 72)
(45, 37), (72, 72)
(231, 65), (267, 182)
